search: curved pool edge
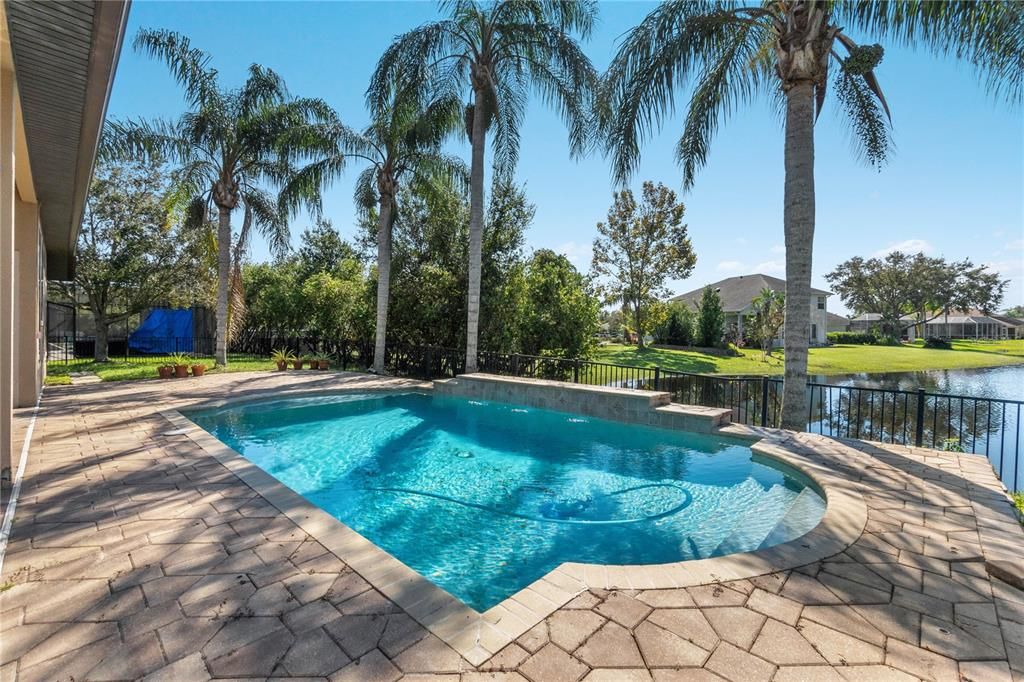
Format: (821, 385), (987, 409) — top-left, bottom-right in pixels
(161, 380), (869, 667)
(543, 427), (868, 594)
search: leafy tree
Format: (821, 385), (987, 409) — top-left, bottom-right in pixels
(1005, 305), (1024, 319)
(591, 181), (697, 348)
(301, 262), (373, 342)
(371, 0), (599, 371)
(750, 287), (785, 359)
(105, 29), (336, 365)
(296, 219), (359, 281)
(480, 176), (531, 352)
(654, 301), (696, 346)
(519, 250), (600, 358)
(601, 1), (1022, 429)
(826, 252), (1007, 337)
(241, 262), (306, 336)
(696, 286), (725, 348)
(60, 157), (207, 361)
(297, 89), (466, 373)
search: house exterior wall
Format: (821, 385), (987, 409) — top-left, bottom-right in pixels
(1, 42), (15, 475)
(1, 36), (46, 475)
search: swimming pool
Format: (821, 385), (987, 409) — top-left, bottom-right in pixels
(186, 391), (826, 611)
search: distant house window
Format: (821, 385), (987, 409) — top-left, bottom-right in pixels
(817, 296), (825, 310)
(811, 323), (818, 341)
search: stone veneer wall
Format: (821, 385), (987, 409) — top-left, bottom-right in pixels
(433, 373), (732, 433)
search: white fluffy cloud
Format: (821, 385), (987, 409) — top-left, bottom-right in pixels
(872, 239), (933, 257)
(716, 260), (745, 273)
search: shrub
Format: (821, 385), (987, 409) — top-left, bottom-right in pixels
(923, 336), (952, 349)
(653, 302), (696, 346)
(696, 286), (725, 348)
(876, 335), (902, 346)
(826, 331), (877, 345)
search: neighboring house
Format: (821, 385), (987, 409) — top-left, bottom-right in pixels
(0, 2), (129, 475)
(826, 312), (852, 333)
(669, 273), (831, 346)
(849, 310), (1022, 340)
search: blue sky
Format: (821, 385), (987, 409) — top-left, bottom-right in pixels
(106, 1), (1024, 315)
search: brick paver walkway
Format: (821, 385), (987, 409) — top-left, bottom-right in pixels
(1, 371), (1022, 681)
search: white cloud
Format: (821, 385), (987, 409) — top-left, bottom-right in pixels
(1006, 239), (1023, 251)
(716, 260), (745, 273)
(769, 244), (785, 254)
(554, 241), (593, 269)
(872, 239), (933, 257)
(754, 260), (785, 275)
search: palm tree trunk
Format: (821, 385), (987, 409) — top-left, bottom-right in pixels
(215, 206), (231, 366)
(373, 197), (393, 374)
(780, 81), (815, 431)
(465, 88), (487, 373)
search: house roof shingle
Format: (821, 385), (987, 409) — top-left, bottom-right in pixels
(669, 274), (831, 313)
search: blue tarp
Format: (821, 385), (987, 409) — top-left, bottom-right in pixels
(129, 308), (193, 353)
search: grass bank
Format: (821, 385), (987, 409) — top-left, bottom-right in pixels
(593, 339), (1024, 377)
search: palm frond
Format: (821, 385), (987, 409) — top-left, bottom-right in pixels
(600, 2), (746, 185)
(676, 22), (770, 189)
(133, 28), (220, 108)
(835, 0), (1024, 106)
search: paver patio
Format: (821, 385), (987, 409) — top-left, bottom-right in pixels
(1, 371), (1022, 681)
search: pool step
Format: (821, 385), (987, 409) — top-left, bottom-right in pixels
(710, 484), (798, 557)
(758, 487), (826, 549)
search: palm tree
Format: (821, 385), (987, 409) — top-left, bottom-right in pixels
(601, 1), (1022, 430)
(104, 29), (336, 366)
(369, 0), (599, 372)
(750, 287), (785, 360)
(293, 90), (467, 373)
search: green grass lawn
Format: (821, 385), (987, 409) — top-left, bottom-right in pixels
(45, 355), (279, 385)
(592, 339), (1024, 377)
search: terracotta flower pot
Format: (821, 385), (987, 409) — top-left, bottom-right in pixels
(292, 360), (304, 370)
(158, 366), (173, 379)
(191, 365), (206, 377)
(318, 360), (329, 370)
(276, 361), (287, 371)
(174, 365), (189, 378)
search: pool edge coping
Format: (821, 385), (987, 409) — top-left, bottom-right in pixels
(160, 383), (868, 667)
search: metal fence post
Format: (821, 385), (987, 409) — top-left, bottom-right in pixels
(760, 376), (770, 427)
(573, 359), (581, 384)
(653, 366), (661, 391)
(511, 353), (520, 377)
(914, 389), (926, 447)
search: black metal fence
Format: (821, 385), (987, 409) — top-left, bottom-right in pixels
(46, 336), (1022, 490)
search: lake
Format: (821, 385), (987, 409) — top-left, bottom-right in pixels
(813, 363), (1024, 402)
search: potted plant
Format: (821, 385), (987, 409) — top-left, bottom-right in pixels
(291, 355), (304, 370)
(191, 361), (207, 377)
(157, 364), (173, 379)
(271, 348), (295, 371)
(170, 353), (191, 378)
(306, 354), (319, 369)
(317, 353), (331, 370)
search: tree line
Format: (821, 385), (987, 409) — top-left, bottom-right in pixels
(95, 1), (1021, 430)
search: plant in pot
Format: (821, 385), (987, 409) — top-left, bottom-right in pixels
(317, 353), (331, 370)
(191, 360), (207, 377)
(306, 354), (319, 369)
(169, 353), (191, 378)
(291, 354), (304, 370)
(271, 348), (295, 371)
(157, 364), (173, 379)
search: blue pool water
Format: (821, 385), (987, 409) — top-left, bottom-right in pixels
(187, 392), (825, 610)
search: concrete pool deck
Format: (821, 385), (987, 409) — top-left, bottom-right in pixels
(1, 371), (1022, 681)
